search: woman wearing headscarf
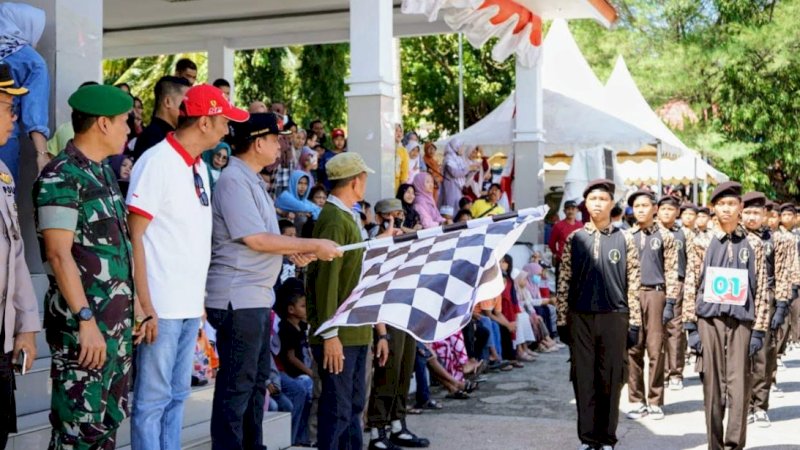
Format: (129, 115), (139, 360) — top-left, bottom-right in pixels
(412, 172), (447, 229)
(275, 170), (321, 221)
(423, 142), (442, 203)
(200, 142), (231, 192)
(0, 2), (49, 178)
(298, 150), (317, 186)
(405, 141), (422, 184)
(440, 139), (478, 213)
(108, 154), (134, 199)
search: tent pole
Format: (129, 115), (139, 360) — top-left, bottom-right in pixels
(458, 33), (465, 132)
(656, 139), (662, 196)
(693, 156), (698, 203)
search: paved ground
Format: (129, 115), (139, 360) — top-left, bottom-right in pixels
(405, 345), (800, 450)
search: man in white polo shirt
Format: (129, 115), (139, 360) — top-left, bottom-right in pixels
(127, 84), (249, 450)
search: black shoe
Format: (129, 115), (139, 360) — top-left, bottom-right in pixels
(390, 428), (430, 448)
(369, 428), (402, 450)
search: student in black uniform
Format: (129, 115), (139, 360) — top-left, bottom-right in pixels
(556, 179), (642, 450)
(741, 192), (792, 428)
(659, 196), (694, 391)
(683, 181), (770, 450)
(626, 190), (679, 421)
(680, 202), (698, 231)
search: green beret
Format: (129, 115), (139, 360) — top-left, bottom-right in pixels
(68, 85), (133, 117)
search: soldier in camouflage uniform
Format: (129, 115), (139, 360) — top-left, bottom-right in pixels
(555, 179), (641, 450)
(33, 85), (134, 450)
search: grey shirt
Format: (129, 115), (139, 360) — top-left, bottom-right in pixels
(205, 156), (282, 310)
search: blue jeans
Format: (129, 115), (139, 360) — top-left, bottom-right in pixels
(312, 344), (367, 450)
(131, 317), (201, 450)
(413, 351), (431, 408)
(207, 307), (271, 450)
(268, 392), (293, 413)
(478, 316), (503, 360)
(281, 373), (313, 445)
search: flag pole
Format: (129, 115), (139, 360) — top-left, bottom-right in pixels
(337, 205), (548, 253)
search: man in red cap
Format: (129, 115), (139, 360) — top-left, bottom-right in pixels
(127, 84), (249, 450)
(683, 181), (770, 450)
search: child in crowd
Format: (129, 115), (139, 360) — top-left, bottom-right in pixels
(278, 220), (298, 284)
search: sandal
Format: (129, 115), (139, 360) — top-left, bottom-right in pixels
(511, 361), (524, 368)
(445, 390), (470, 399)
(418, 400), (442, 410)
(464, 380), (478, 393)
(406, 407), (423, 415)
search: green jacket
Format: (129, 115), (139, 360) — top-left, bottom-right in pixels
(307, 202), (371, 346)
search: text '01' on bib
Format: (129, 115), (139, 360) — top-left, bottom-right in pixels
(703, 267), (748, 306)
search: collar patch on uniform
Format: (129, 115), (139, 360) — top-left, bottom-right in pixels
(0, 172), (11, 185)
(739, 248), (749, 264)
(765, 242), (773, 256)
(651, 237), (662, 250)
(609, 249), (621, 264)
(675, 240), (684, 250)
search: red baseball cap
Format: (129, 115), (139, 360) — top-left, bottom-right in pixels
(181, 84), (249, 122)
(331, 128), (345, 138)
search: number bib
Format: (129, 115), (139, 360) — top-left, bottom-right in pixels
(703, 267), (748, 306)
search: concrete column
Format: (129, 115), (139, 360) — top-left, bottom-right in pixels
(20, 0), (103, 285)
(513, 55), (546, 244)
(207, 39), (235, 98)
(392, 38), (402, 125)
(346, 0), (396, 200)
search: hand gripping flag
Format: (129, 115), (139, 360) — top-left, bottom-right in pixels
(316, 206), (547, 342)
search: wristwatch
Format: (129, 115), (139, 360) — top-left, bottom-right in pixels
(77, 307), (94, 322)
(377, 334), (390, 342)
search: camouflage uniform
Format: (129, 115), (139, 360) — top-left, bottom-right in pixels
(34, 142), (133, 450)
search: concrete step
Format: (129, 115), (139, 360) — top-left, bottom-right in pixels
(7, 382), (292, 450)
(13, 356), (51, 416)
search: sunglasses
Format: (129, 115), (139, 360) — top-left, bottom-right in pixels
(193, 164), (209, 207)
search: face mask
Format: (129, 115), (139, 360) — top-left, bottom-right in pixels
(532, 274), (542, 285)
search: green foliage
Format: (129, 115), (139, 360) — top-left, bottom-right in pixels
(400, 35), (514, 140)
(295, 44), (349, 129)
(234, 48), (291, 107)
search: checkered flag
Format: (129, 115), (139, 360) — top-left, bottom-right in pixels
(316, 207), (546, 342)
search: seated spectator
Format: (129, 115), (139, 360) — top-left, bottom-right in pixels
(459, 197), (473, 213)
(200, 142), (231, 192)
(413, 172), (447, 229)
(371, 198), (403, 239)
(454, 208), (472, 223)
(470, 183), (506, 218)
(108, 154), (133, 199)
(276, 170), (321, 220)
(298, 150), (318, 186)
(0, 2), (50, 177)
(396, 183), (422, 232)
(500, 255), (537, 362)
(278, 220), (299, 284)
(411, 342), (442, 413)
(276, 279), (314, 446)
(473, 297), (509, 371)
(516, 269), (561, 353)
(301, 185), (328, 238)
(423, 142), (442, 202)
(424, 341), (476, 400)
(439, 205), (454, 223)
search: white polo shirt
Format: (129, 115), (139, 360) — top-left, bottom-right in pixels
(126, 133), (212, 319)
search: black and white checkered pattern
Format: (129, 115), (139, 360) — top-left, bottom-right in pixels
(316, 213), (541, 342)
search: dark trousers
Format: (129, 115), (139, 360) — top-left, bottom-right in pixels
(413, 348), (431, 407)
(697, 316), (752, 450)
(462, 319), (489, 360)
(312, 344), (368, 450)
(750, 315), (776, 413)
(0, 327), (16, 450)
(534, 306), (558, 338)
(664, 282), (686, 380)
(790, 299), (800, 343)
(366, 328), (416, 427)
(499, 324), (516, 361)
(569, 312), (628, 448)
(207, 306), (271, 450)
(629, 289), (667, 406)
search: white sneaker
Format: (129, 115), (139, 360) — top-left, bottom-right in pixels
(578, 444), (592, 450)
(777, 358), (786, 371)
(648, 405), (665, 420)
(747, 411), (755, 425)
(669, 378), (684, 391)
(772, 384), (785, 398)
(626, 403), (649, 420)
(600, 446), (614, 450)
(754, 410), (771, 428)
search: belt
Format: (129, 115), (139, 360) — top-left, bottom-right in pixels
(641, 284), (665, 292)
(678, 276), (685, 282)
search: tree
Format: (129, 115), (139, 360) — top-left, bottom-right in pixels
(234, 48), (291, 107)
(295, 44), (349, 129)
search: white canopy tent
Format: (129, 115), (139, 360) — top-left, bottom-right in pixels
(618, 155), (729, 186)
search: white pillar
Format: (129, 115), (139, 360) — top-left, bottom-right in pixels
(346, 0), (396, 200)
(391, 38), (402, 125)
(513, 56), (546, 244)
(21, 0), (103, 281)
(207, 39), (235, 98)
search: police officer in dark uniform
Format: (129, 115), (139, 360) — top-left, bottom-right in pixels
(741, 192), (792, 427)
(659, 196), (694, 391)
(683, 182), (770, 450)
(556, 179), (642, 450)
(625, 190), (679, 421)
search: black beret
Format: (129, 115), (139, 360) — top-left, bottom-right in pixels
(564, 200), (578, 209)
(627, 188), (656, 207)
(657, 196), (680, 208)
(709, 181), (742, 204)
(742, 191), (767, 209)
(697, 206), (711, 216)
(582, 179), (615, 199)
(680, 202), (698, 213)
(780, 203), (797, 214)
(765, 200), (777, 211)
